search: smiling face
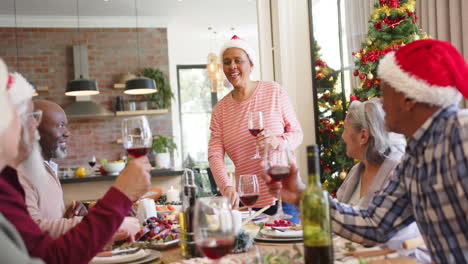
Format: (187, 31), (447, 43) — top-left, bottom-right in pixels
(222, 48), (253, 88)
(35, 100), (70, 160)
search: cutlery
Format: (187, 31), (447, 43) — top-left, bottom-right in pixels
(242, 205), (270, 225)
(270, 227), (286, 232)
(96, 248), (141, 257)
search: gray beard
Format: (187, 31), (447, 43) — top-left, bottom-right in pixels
(55, 145), (67, 159)
(18, 135), (49, 197)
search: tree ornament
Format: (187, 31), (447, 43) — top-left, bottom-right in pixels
(367, 73), (374, 80)
(414, 34), (420, 40)
(353, 71), (359, 76)
(339, 170), (347, 180)
(367, 39), (372, 45)
(359, 73), (366, 80)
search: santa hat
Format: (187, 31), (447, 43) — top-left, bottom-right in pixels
(378, 39), (468, 107)
(219, 35), (257, 67)
(0, 58), (13, 135)
(8, 72), (36, 116)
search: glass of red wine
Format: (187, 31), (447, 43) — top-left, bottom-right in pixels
(122, 116), (152, 158)
(194, 197), (235, 263)
(264, 143), (292, 220)
(238, 174), (260, 219)
(248, 111), (264, 159)
(88, 155), (96, 176)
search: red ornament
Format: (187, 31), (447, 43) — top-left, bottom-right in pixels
(359, 73), (366, 79)
(353, 71), (359, 76)
(350, 95), (359, 102)
(316, 72), (326, 80)
(330, 193), (336, 197)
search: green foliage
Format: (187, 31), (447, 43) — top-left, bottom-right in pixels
(352, 0), (427, 100)
(313, 42), (354, 193)
(142, 68), (174, 109)
(152, 134), (177, 154)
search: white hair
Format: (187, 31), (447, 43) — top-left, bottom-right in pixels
(347, 98), (406, 164)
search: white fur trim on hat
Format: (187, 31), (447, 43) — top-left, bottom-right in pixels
(219, 37), (257, 67)
(0, 58), (12, 135)
(378, 52), (462, 107)
(9, 72), (36, 115)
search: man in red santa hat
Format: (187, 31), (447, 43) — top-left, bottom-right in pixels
(261, 39), (468, 263)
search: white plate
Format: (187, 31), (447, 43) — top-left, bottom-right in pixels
(254, 233), (303, 243)
(260, 228), (303, 238)
(240, 211), (267, 221)
(90, 248), (158, 264)
(148, 238), (180, 250)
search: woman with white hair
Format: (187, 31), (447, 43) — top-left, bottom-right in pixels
(338, 98), (426, 258)
(337, 98), (406, 206)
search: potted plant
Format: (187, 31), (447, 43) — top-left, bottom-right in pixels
(152, 134), (177, 168)
(142, 68), (174, 109)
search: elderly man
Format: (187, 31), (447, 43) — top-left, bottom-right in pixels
(262, 39), (468, 263)
(17, 99), (138, 239)
(0, 70), (153, 263)
(0, 59), (44, 263)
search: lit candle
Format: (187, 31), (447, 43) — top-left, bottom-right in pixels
(166, 186), (180, 203)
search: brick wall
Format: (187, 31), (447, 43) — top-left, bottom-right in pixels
(0, 27), (173, 167)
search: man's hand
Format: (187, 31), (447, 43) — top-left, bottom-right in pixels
(259, 163), (305, 205)
(110, 217), (141, 243)
(113, 156), (152, 201)
(223, 186), (239, 209)
(63, 201), (88, 218)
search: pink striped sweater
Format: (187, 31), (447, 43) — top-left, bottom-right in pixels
(208, 81), (303, 207)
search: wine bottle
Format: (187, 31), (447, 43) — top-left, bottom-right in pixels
(180, 169), (200, 259)
(301, 145), (334, 263)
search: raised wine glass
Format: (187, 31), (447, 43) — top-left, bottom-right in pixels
(122, 116), (152, 158)
(264, 143), (292, 220)
(248, 111), (264, 159)
(88, 155), (96, 176)
(238, 174), (260, 219)
(194, 197), (235, 263)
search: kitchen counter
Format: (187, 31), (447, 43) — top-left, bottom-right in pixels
(60, 169), (184, 184)
(61, 169), (184, 205)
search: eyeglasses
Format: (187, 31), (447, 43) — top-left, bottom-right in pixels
(22, 110), (43, 124)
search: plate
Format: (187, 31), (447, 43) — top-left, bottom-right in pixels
(90, 248), (159, 264)
(147, 239), (180, 250)
(260, 228), (303, 238)
(240, 211), (267, 221)
(254, 233), (303, 243)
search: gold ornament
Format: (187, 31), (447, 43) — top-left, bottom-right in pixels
(414, 34), (420, 40)
(339, 170), (347, 180)
(367, 73), (374, 80)
(367, 39), (372, 45)
(355, 53), (362, 58)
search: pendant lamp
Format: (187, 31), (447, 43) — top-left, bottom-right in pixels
(124, 0), (157, 95)
(65, 0), (99, 96)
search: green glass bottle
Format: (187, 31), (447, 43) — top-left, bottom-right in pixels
(301, 145), (334, 263)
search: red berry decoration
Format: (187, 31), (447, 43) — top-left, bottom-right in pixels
(359, 73), (366, 79)
(353, 71), (359, 76)
(350, 95), (359, 102)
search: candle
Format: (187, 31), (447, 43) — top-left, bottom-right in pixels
(166, 186), (180, 203)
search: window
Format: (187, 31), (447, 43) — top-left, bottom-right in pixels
(176, 65), (229, 168)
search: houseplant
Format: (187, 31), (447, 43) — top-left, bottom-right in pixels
(142, 68), (174, 109)
(152, 134), (177, 168)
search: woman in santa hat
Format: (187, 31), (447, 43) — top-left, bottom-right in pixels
(208, 35), (303, 223)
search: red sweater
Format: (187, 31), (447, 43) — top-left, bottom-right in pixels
(0, 166), (132, 264)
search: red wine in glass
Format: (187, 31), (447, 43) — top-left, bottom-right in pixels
(240, 194), (259, 206)
(88, 161), (96, 167)
(248, 128), (264, 137)
(126, 147), (150, 158)
(197, 238), (234, 260)
(268, 166), (291, 182)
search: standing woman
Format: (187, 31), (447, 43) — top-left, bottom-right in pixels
(208, 36), (303, 222)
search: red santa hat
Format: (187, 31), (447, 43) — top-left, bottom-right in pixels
(378, 39), (468, 107)
(219, 35), (257, 67)
(8, 72), (36, 116)
(0, 58), (13, 135)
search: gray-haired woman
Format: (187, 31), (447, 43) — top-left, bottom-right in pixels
(337, 98), (406, 206)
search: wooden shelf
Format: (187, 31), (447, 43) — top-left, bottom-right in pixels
(115, 109), (169, 116)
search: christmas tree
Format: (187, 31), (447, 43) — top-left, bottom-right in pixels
(351, 0), (427, 101)
(314, 43), (354, 194)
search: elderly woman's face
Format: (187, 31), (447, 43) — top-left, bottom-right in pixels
(222, 48), (253, 88)
(341, 118), (366, 160)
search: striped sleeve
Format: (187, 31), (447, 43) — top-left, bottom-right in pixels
(208, 103), (231, 194)
(277, 85), (303, 150)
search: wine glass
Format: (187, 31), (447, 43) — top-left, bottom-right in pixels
(194, 197), (235, 263)
(264, 143), (292, 220)
(238, 174), (260, 218)
(248, 111), (264, 159)
(122, 116), (152, 158)
(88, 155), (96, 176)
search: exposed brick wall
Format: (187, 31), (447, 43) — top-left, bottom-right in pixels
(0, 27), (173, 167)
